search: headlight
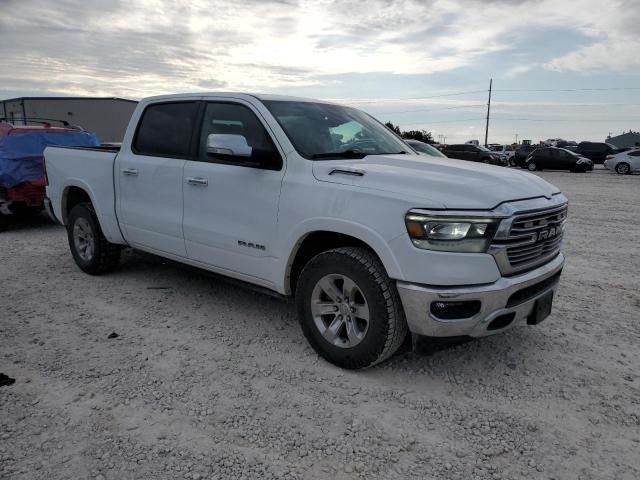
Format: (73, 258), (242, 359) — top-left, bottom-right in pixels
(405, 214), (500, 252)
(577, 158), (587, 164)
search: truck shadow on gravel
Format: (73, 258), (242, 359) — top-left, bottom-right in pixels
(0, 212), (60, 233)
(111, 249), (544, 374)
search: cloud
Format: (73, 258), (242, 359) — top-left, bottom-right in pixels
(0, 0), (638, 100)
(541, 0), (640, 72)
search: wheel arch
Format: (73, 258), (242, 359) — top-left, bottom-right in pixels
(58, 180), (125, 244)
(61, 183), (95, 225)
(283, 223), (404, 296)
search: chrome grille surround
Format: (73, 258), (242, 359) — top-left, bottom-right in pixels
(489, 196), (568, 276)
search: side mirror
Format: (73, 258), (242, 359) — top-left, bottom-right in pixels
(206, 134), (252, 157)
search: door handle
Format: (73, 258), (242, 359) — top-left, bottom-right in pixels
(186, 177), (208, 186)
(122, 168), (138, 176)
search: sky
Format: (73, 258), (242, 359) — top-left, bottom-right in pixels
(1, 0), (639, 144)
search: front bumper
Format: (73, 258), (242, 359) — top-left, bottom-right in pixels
(397, 253), (564, 337)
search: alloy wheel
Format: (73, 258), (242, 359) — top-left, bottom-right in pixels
(310, 274), (370, 348)
(73, 217), (95, 261)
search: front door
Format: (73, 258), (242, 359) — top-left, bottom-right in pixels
(116, 101), (199, 257)
(182, 100), (285, 285)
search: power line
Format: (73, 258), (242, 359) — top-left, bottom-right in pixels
(491, 116), (639, 123)
(492, 102), (640, 107)
(346, 89), (487, 105)
(494, 87), (640, 93)
(367, 103), (486, 115)
(343, 86), (640, 106)
(399, 117), (485, 126)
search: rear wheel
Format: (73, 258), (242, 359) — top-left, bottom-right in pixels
(67, 203), (122, 275)
(616, 162), (631, 175)
(296, 247), (407, 369)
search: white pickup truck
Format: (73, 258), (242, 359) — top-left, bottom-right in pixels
(44, 93), (567, 369)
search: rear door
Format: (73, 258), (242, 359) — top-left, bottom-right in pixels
(182, 99), (285, 284)
(456, 145), (471, 161)
(116, 101), (199, 257)
(556, 150), (575, 170)
(628, 150), (640, 171)
(535, 149), (551, 168)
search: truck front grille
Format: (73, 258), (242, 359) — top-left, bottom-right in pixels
(491, 204), (568, 275)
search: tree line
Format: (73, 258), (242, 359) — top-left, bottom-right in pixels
(385, 121), (434, 144)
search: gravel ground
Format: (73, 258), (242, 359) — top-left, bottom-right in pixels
(1, 168), (639, 480)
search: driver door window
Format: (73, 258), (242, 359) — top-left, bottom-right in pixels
(198, 102), (282, 170)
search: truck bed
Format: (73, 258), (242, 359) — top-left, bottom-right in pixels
(44, 145), (124, 243)
(50, 144), (121, 153)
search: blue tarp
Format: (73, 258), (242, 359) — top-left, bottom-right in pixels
(0, 131), (100, 188)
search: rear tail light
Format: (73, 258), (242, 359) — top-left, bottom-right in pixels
(606, 155), (614, 160)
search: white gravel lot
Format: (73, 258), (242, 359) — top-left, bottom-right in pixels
(1, 168), (639, 480)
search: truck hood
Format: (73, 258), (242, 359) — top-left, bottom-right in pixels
(312, 154), (560, 210)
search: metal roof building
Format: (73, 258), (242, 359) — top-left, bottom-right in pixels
(606, 130), (640, 149)
(0, 97), (138, 143)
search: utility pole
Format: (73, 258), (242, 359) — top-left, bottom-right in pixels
(484, 78), (492, 147)
(515, 133), (518, 145)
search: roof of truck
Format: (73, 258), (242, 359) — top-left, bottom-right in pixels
(141, 92), (335, 105)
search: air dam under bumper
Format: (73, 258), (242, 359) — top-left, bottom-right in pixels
(396, 253), (564, 337)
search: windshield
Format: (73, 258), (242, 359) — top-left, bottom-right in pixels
(408, 141), (446, 158)
(262, 100), (408, 159)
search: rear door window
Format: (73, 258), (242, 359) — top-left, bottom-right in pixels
(133, 102), (199, 158)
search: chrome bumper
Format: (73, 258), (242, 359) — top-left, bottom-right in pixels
(396, 253), (564, 337)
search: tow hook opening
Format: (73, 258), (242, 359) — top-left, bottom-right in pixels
(487, 312), (515, 331)
(430, 300), (481, 320)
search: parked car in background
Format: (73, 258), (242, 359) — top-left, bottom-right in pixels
(525, 147), (593, 172)
(604, 149), (640, 175)
(44, 92), (567, 369)
(513, 144), (540, 167)
(489, 144), (516, 165)
(442, 144), (506, 165)
(0, 119), (99, 231)
(405, 139), (447, 158)
(574, 142), (624, 164)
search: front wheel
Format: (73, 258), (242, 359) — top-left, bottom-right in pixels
(67, 203), (122, 275)
(296, 247), (408, 369)
(527, 162), (538, 171)
(616, 162), (631, 175)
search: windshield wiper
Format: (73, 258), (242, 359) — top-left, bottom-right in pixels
(367, 150), (408, 155)
(311, 149), (367, 160)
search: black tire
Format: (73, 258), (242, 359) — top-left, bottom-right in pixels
(527, 162), (538, 171)
(616, 162), (631, 175)
(0, 214), (7, 232)
(296, 247), (408, 369)
(67, 203), (121, 275)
